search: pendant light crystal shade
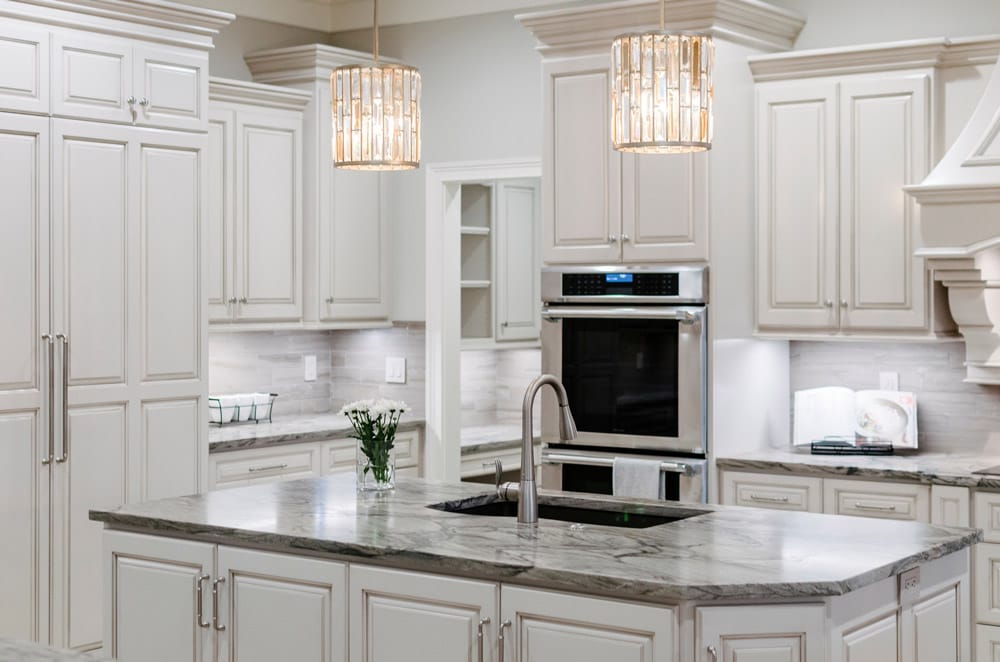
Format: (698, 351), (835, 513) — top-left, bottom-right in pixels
(332, 64), (421, 170)
(611, 32), (714, 153)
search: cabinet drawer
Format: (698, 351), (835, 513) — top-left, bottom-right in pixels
(210, 444), (321, 489)
(824, 478), (930, 522)
(721, 471), (823, 512)
(978, 543), (1000, 626)
(51, 32), (132, 123)
(977, 492), (1000, 543)
(322, 428), (421, 475)
(0, 20), (48, 114)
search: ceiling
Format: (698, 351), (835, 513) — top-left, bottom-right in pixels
(177, 0), (597, 33)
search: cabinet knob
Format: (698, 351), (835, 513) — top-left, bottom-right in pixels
(707, 645), (718, 661)
(227, 297), (237, 304)
(325, 297), (334, 304)
(823, 299), (833, 308)
(840, 299), (848, 308)
(608, 234), (618, 243)
(126, 96), (136, 105)
(139, 98), (149, 107)
(621, 233), (630, 243)
(239, 297), (248, 304)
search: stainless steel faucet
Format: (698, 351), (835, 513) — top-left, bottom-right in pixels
(500, 374), (577, 524)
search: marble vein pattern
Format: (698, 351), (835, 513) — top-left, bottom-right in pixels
(0, 638), (111, 662)
(208, 414), (425, 453)
(90, 475), (980, 602)
(460, 423), (540, 455)
(717, 450), (1000, 489)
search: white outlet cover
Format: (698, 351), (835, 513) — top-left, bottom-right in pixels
(385, 356), (406, 384)
(879, 371), (899, 391)
(899, 567), (920, 608)
(304, 355), (317, 382)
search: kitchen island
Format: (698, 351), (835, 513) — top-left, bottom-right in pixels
(92, 474), (979, 662)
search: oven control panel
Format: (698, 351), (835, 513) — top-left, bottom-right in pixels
(562, 272), (679, 297)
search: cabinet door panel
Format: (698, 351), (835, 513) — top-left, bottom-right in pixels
(543, 55), (621, 264)
(219, 546), (347, 662)
(622, 151), (709, 262)
(236, 113), (302, 321)
(495, 180), (540, 341)
(931, 485), (969, 527)
(907, 586), (959, 662)
(696, 604), (825, 662)
(0, 21), (48, 114)
(138, 133), (203, 382)
(978, 625), (1000, 662)
(133, 46), (206, 131)
(837, 612), (898, 662)
(756, 81), (838, 331)
(141, 399), (200, 500)
(104, 532), (214, 662)
(840, 75), (929, 330)
(208, 109), (235, 322)
(977, 543), (1000, 625)
(51, 33), (132, 123)
(322, 170), (388, 321)
(351, 565), (497, 662)
(502, 585), (675, 662)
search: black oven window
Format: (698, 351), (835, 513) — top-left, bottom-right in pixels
(562, 318), (679, 438)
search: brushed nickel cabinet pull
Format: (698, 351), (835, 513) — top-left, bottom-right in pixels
(477, 617), (491, 662)
(325, 297), (335, 304)
(498, 619), (511, 661)
(824, 299), (833, 308)
(608, 234), (618, 243)
(238, 297), (248, 304)
(139, 98), (149, 107)
(196, 574), (210, 628)
(854, 501), (897, 512)
(621, 233), (630, 242)
(248, 463), (288, 473)
(749, 493), (790, 504)
(41, 334), (54, 465)
(212, 577), (226, 631)
(708, 644), (718, 661)
(227, 297), (237, 304)
(55, 334), (68, 463)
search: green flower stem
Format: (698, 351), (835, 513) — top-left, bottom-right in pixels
(347, 408), (404, 485)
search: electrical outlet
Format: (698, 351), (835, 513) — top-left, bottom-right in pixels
(304, 355), (317, 382)
(899, 567), (920, 607)
(385, 356), (406, 384)
(879, 371), (899, 391)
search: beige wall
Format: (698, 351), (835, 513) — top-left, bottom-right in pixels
(210, 16), (332, 80)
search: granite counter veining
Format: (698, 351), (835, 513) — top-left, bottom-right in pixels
(717, 450), (1000, 489)
(90, 474), (979, 602)
(460, 422), (540, 455)
(208, 414), (425, 453)
(0, 638), (111, 662)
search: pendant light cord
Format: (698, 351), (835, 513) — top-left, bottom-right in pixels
(373, 0), (379, 64)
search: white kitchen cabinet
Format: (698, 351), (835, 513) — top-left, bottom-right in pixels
(541, 54), (708, 266)
(754, 58), (950, 338)
(834, 611), (898, 662)
(208, 443), (322, 490)
(322, 428), (422, 477)
(976, 543), (1000, 626)
(103, 531), (215, 662)
(720, 470), (823, 512)
(350, 565), (498, 662)
(931, 485), (971, 528)
(208, 79), (309, 325)
(823, 478), (930, 522)
(978, 625), (1000, 662)
(500, 585), (676, 662)
(245, 47), (393, 327)
(900, 584), (963, 662)
(494, 180), (541, 342)
(696, 604), (826, 661)
(0, 19), (49, 114)
(218, 546), (348, 662)
(976, 491), (1000, 543)
(52, 32), (207, 131)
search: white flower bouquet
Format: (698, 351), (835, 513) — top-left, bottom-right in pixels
(340, 399), (410, 490)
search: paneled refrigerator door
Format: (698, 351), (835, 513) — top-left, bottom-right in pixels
(0, 114), (51, 644)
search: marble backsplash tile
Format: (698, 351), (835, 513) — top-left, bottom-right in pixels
(790, 341), (1000, 453)
(461, 348), (541, 427)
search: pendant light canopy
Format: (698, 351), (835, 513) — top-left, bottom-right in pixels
(611, 0), (714, 153)
(332, 0), (421, 170)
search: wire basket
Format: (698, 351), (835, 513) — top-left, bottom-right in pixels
(209, 393), (278, 426)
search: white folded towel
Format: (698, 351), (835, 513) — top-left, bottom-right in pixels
(612, 457), (664, 500)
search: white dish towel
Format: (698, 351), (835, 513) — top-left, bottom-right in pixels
(612, 457), (664, 500)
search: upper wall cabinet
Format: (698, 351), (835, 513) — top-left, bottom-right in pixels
(51, 33), (207, 131)
(541, 54), (709, 265)
(208, 79), (310, 325)
(750, 39), (1000, 339)
(0, 19), (49, 114)
(246, 45), (393, 328)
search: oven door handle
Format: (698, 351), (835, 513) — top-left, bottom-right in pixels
(542, 306), (704, 323)
(541, 450), (699, 476)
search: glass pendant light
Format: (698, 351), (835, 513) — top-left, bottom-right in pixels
(611, 0), (714, 153)
(332, 0), (421, 170)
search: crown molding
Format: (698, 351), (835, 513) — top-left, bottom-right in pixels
(245, 44), (401, 85)
(749, 35), (1000, 82)
(209, 77), (312, 110)
(516, 0), (805, 57)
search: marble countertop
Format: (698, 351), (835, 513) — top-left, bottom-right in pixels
(208, 414), (425, 453)
(0, 638), (111, 661)
(90, 474), (979, 603)
(717, 449), (1000, 489)
(460, 422), (540, 455)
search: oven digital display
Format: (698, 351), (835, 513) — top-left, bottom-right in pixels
(605, 273), (634, 283)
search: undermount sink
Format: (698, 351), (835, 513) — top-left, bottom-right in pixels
(428, 496), (702, 529)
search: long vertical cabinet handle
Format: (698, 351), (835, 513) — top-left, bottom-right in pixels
(477, 617), (491, 662)
(212, 577), (226, 631)
(195, 575), (210, 628)
(498, 619), (511, 662)
(55, 334), (68, 463)
(41, 334), (54, 465)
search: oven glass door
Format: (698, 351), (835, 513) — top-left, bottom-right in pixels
(562, 317), (679, 438)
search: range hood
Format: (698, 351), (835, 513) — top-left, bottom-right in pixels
(906, 54), (1000, 384)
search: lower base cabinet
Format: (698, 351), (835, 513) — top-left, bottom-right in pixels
(979, 625), (1000, 662)
(696, 604), (825, 661)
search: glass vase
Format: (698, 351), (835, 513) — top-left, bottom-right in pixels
(356, 437), (396, 492)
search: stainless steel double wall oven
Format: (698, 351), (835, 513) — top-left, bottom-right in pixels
(539, 265), (708, 502)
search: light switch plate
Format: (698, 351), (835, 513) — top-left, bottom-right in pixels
(879, 371), (899, 391)
(304, 355), (317, 382)
(385, 356), (406, 384)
